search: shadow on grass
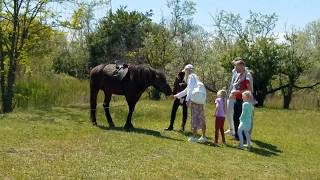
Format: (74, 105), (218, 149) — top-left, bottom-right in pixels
(177, 130), (213, 140)
(177, 130), (283, 155)
(97, 125), (184, 142)
(251, 139), (282, 157)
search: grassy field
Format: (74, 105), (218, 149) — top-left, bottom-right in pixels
(0, 99), (320, 179)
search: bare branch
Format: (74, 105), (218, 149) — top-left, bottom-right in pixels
(293, 82), (320, 89)
(267, 84), (290, 94)
(3, 0), (14, 17)
(204, 84), (217, 93)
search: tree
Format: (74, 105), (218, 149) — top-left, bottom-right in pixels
(167, 0), (196, 39)
(212, 10), (281, 106)
(87, 7), (153, 68)
(167, 0), (196, 64)
(303, 20), (320, 81)
(0, 0), (51, 113)
(60, 0), (110, 51)
(277, 31), (320, 109)
(137, 22), (176, 71)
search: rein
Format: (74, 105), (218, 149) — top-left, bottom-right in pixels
(90, 104), (127, 111)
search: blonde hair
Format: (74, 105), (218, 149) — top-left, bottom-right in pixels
(217, 90), (227, 99)
(184, 68), (193, 82)
(242, 90), (252, 99)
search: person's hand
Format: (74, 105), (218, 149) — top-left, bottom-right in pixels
(230, 90), (240, 98)
(173, 95), (178, 100)
(187, 101), (191, 107)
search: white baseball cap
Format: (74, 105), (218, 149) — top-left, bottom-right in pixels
(182, 64), (193, 72)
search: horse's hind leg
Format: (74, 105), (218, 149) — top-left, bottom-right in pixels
(124, 100), (137, 130)
(103, 91), (115, 128)
(90, 85), (99, 126)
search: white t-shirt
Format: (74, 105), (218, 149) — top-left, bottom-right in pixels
(175, 73), (197, 102)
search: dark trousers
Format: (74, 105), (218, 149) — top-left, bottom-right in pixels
(215, 117), (226, 143)
(234, 99), (246, 140)
(168, 99), (188, 129)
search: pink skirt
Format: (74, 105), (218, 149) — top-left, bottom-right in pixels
(191, 103), (206, 131)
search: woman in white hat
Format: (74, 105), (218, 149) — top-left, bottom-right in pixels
(174, 64), (208, 143)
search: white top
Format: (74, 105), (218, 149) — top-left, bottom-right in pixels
(175, 73), (197, 102)
(227, 67), (253, 95)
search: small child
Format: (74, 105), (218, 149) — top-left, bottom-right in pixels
(238, 91), (253, 150)
(214, 90), (227, 145)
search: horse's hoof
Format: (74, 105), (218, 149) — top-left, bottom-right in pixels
(124, 124), (134, 131)
(109, 124), (115, 129)
(92, 122), (98, 126)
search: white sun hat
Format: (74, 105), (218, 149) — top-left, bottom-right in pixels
(182, 64), (193, 72)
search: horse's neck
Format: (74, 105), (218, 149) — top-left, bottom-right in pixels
(130, 67), (154, 87)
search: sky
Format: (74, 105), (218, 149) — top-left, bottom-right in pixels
(92, 0), (320, 33)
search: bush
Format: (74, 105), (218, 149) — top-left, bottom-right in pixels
(53, 50), (88, 79)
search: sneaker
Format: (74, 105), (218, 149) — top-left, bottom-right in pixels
(225, 129), (235, 136)
(188, 136), (197, 143)
(198, 136), (208, 143)
(224, 129), (232, 134)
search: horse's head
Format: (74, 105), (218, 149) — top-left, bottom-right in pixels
(130, 65), (172, 96)
(152, 71), (172, 96)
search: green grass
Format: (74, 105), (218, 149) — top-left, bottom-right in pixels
(0, 100), (320, 179)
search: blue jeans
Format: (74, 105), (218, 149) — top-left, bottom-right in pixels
(238, 123), (251, 148)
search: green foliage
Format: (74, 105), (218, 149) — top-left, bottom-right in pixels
(167, 0), (196, 38)
(0, 0), (53, 113)
(52, 46), (88, 79)
(87, 7), (153, 67)
(137, 23), (176, 70)
(13, 73), (89, 108)
(213, 10), (282, 106)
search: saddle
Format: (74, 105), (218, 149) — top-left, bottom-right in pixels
(113, 60), (129, 81)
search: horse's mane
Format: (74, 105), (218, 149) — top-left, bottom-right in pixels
(129, 64), (166, 85)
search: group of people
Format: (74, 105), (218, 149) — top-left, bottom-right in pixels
(165, 57), (255, 150)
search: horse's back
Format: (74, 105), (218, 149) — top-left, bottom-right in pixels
(102, 64), (117, 77)
(90, 64), (107, 77)
(89, 64), (128, 94)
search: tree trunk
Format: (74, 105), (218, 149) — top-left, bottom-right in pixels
(255, 91), (266, 107)
(0, 36), (5, 113)
(2, 0), (18, 113)
(282, 84), (293, 109)
(3, 64), (16, 113)
(0, 0), (4, 112)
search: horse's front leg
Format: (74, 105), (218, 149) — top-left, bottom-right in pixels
(124, 101), (137, 130)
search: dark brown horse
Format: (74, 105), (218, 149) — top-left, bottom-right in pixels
(90, 64), (172, 130)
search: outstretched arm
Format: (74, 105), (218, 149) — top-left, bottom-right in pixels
(174, 75), (196, 100)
